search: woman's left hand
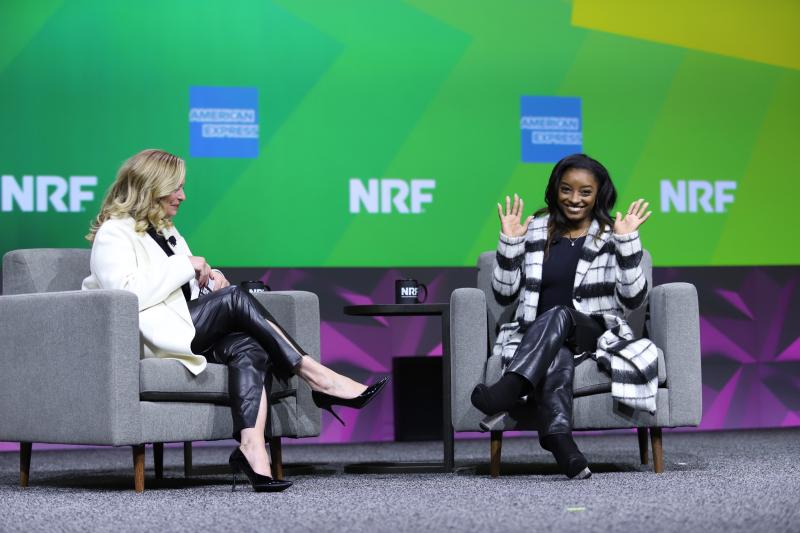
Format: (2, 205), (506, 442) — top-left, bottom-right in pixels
(210, 269), (231, 291)
(614, 199), (652, 235)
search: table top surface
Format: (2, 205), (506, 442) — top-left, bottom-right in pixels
(343, 303), (449, 316)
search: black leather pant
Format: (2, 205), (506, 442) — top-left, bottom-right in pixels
(505, 305), (603, 439)
(188, 286), (305, 440)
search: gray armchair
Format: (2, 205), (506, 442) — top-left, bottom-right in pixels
(0, 248), (321, 492)
(450, 250), (702, 476)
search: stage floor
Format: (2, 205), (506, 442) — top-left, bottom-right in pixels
(1, 429), (798, 532)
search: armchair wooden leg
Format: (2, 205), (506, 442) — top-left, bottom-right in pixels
(132, 445), (145, 493)
(20, 442), (32, 488)
(153, 443), (164, 480)
(183, 441), (192, 477)
(490, 431), (502, 478)
(269, 437), (284, 480)
(637, 427), (649, 465)
(650, 427), (664, 473)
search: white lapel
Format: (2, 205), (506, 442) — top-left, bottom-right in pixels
(162, 225), (199, 299)
(134, 226), (195, 327)
(520, 216), (549, 322)
(527, 216), (548, 282)
(573, 218), (611, 290)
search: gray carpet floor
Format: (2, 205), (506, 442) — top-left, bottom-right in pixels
(0, 429), (798, 532)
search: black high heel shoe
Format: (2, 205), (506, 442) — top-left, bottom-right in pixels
(229, 448), (293, 492)
(312, 376), (389, 425)
(541, 434), (592, 480)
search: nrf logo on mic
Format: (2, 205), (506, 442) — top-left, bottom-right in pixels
(349, 178), (435, 214)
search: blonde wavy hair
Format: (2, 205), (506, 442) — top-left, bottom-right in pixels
(86, 149), (186, 241)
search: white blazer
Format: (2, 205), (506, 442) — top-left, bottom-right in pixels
(81, 217), (207, 375)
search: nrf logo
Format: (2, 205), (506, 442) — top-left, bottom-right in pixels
(520, 96), (582, 163)
(1, 174), (97, 212)
(661, 180), (736, 213)
(189, 86), (259, 158)
(349, 178), (435, 214)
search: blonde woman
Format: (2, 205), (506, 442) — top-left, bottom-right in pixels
(82, 149), (387, 492)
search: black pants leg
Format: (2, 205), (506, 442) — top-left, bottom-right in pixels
(505, 305), (604, 438)
(188, 286), (305, 440)
(204, 332), (274, 440)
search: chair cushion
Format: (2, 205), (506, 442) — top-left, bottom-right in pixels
(573, 347), (666, 397)
(140, 359), (229, 403)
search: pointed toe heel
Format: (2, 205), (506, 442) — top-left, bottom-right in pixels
(312, 376), (389, 426)
(229, 448), (292, 493)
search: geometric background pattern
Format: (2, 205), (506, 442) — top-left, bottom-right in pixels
(656, 265), (800, 429)
(224, 263), (800, 442)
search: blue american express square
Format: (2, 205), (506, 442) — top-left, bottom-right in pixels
(520, 96), (582, 163)
(189, 86), (259, 158)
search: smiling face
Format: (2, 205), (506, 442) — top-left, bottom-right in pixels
(557, 168), (598, 227)
(159, 177), (186, 219)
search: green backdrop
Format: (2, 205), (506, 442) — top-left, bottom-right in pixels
(1, 0), (797, 267)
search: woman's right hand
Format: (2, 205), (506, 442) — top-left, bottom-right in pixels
(497, 194), (533, 238)
(189, 256), (211, 288)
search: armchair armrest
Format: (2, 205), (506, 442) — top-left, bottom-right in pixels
(648, 282), (703, 427)
(253, 290), (321, 437)
(254, 291), (321, 359)
(0, 290), (142, 445)
(450, 288), (489, 431)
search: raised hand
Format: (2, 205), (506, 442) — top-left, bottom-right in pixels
(497, 193), (533, 238)
(614, 199), (652, 235)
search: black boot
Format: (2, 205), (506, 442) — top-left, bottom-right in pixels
(533, 346), (590, 479)
(534, 346), (575, 448)
(470, 372), (530, 415)
(541, 433), (591, 479)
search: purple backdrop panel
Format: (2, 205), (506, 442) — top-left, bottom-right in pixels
(257, 267), (467, 444)
(1, 264), (798, 452)
(655, 266), (800, 430)
(258, 264), (800, 441)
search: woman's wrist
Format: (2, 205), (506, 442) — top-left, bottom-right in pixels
(499, 231), (526, 244)
(612, 229), (639, 242)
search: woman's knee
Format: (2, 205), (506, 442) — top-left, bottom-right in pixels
(222, 284), (260, 310)
(221, 285), (243, 297)
(541, 305), (573, 324)
(202, 284), (241, 305)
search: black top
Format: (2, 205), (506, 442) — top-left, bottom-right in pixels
(537, 235), (586, 316)
(146, 227), (191, 302)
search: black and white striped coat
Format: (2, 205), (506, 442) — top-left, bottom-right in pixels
(492, 214), (659, 413)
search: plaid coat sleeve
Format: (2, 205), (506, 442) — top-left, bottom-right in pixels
(492, 232), (526, 298)
(612, 230), (648, 311)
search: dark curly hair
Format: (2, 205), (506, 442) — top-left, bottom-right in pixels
(534, 153), (617, 246)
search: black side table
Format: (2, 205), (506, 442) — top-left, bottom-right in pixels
(342, 303), (454, 473)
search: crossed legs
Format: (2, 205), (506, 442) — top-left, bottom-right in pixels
(471, 305), (603, 478)
(190, 286), (367, 477)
